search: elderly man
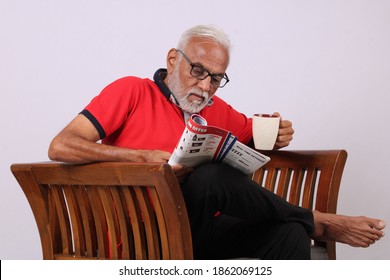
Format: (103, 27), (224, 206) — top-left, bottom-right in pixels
(48, 24), (385, 259)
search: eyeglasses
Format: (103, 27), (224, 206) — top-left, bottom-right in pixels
(176, 49), (229, 88)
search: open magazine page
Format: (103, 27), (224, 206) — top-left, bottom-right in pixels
(221, 140), (270, 175)
(168, 114), (231, 167)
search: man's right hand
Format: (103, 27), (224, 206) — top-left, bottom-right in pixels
(137, 150), (171, 163)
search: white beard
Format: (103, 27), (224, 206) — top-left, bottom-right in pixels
(167, 67), (211, 114)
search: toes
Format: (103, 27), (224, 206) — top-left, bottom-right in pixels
(369, 226), (385, 238)
(378, 220), (386, 229)
(370, 219), (386, 230)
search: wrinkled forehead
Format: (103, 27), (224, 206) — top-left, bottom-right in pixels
(183, 37), (229, 73)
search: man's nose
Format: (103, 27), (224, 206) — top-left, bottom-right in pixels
(197, 76), (212, 92)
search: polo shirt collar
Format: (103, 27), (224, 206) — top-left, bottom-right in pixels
(153, 68), (172, 100)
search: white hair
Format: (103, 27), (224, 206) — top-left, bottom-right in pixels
(177, 24), (231, 55)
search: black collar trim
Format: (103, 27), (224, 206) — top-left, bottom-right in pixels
(153, 68), (172, 100)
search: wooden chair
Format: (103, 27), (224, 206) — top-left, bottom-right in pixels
(10, 161), (193, 260)
(11, 149), (347, 260)
(251, 149), (348, 260)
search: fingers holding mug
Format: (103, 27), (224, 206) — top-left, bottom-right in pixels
(275, 118), (294, 149)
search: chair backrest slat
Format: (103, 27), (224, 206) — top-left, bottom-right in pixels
(119, 187), (146, 259)
(49, 185), (73, 256)
(109, 186), (131, 260)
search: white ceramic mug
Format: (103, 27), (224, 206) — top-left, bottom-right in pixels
(252, 114), (280, 150)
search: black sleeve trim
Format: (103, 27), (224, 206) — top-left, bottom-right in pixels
(79, 109), (106, 139)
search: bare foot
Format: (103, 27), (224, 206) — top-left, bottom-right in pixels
(311, 210), (386, 247)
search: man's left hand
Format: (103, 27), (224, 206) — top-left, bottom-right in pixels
(273, 112), (294, 149)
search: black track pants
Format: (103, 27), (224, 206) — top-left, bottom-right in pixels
(180, 163), (315, 260)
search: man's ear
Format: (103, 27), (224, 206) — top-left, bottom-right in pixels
(166, 48), (178, 74)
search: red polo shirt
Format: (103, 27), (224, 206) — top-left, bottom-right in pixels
(81, 69), (253, 152)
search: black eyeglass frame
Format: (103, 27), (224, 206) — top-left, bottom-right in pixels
(176, 49), (230, 88)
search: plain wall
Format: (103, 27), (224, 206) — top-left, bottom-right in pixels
(1, 0), (389, 259)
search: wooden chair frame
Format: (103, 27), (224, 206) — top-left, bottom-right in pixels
(11, 149), (347, 260)
(11, 161), (192, 260)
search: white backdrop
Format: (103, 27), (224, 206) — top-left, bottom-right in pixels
(1, 0), (389, 260)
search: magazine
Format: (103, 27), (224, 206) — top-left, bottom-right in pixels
(168, 114), (270, 175)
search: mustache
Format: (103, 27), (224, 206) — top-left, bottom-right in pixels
(186, 88), (209, 102)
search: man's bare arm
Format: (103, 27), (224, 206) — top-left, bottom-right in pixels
(48, 114), (171, 164)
